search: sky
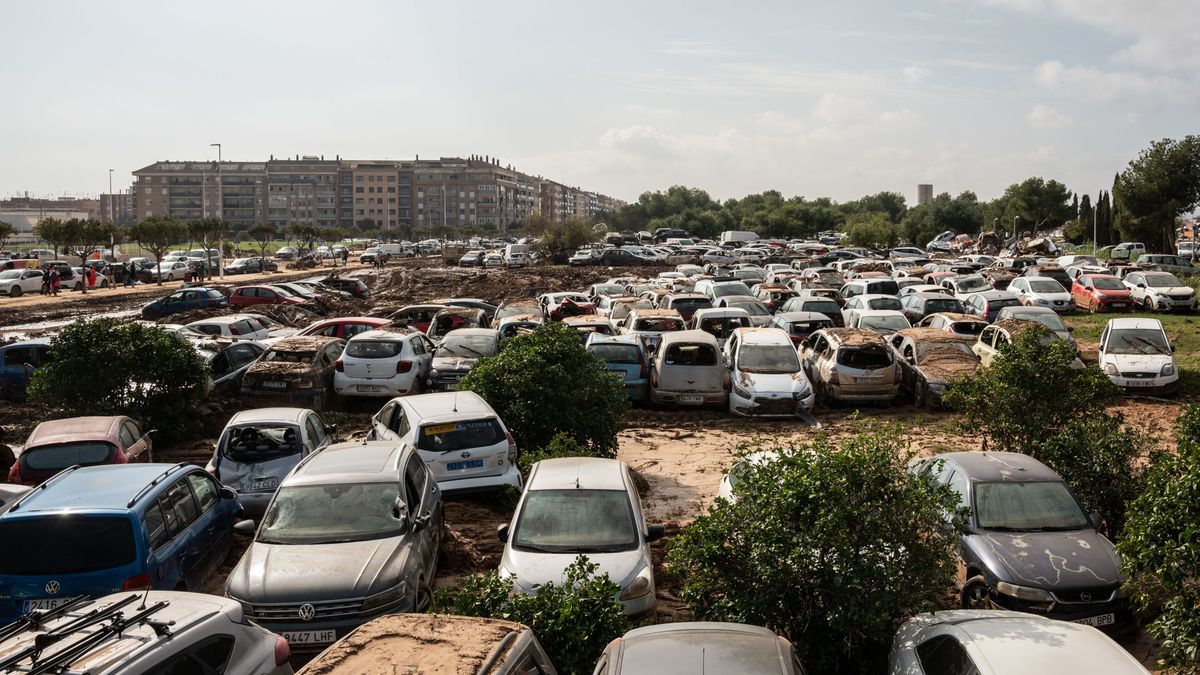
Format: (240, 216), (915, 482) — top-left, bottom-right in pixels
(1, 0), (1196, 206)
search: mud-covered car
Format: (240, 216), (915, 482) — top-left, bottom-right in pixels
(429, 328), (500, 391)
(618, 308), (686, 354)
(723, 327), (814, 417)
(198, 338), (267, 393)
(538, 292), (596, 321)
(799, 328), (901, 405)
(887, 328), (982, 406)
(561, 314), (617, 341)
(917, 312), (990, 340)
(240, 336), (346, 410)
(387, 304), (448, 333)
(426, 307), (488, 343)
(649, 330), (728, 407)
(496, 313), (543, 341)
(9, 415), (153, 486)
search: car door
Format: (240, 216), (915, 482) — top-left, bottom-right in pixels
(1008, 278), (1025, 303)
(20, 270), (43, 293)
(402, 454), (438, 582)
(370, 401), (404, 441)
(304, 412), (331, 454)
(184, 471), (230, 581)
(973, 326), (996, 366)
(409, 335), (433, 380)
(120, 419), (151, 462)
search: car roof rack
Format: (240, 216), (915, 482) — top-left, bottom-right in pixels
(127, 462), (189, 508)
(6, 465), (83, 513)
(24, 600), (173, 675)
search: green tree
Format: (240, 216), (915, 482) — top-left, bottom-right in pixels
(73, 219), (121, 293)
(248, 224), (277, 269)
(841, 191), (908, 223)
(538, 217), (601, 263)
(460, 321), (627, 454)
(667, 430), (963, 673)
(28, 318), (209, 444)
(188, 218), (230, 274)
(844, 212), (899, 249)
(33, 217), (71, 256)
(997, 177), (1075, 235)
(128, 216), (188, 285)
(0, 221), (14, 251)
(1114, 136), (1200, 251)
(1118, 404), (1200, 671)
(287, 223), (320, 253)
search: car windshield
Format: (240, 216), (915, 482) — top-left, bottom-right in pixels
(866, 298), (902, 311)
(0, 517), (136, 574)
(917, 342), (974, 359)
(1027, 279), (1064, 293)
(1144, 273), (1183, 288)
(1010, 312), (1067, 332)
(738, 345), (800, 373)
(437, 334), (498, 358)
(949, 321), (987, 336)
(974, 481), (1089, 531)
(710, 283), (753, 298)
(514, 489), (638, 553)
(956, 277), (991, 292)
(346, 340), (403, 359)
(1107, 328), (1171, 355)
(671, 298), (712, 312)
(802, 301), (841, 316)
(21, 442), (114, 471)
(860, 315), (910, 333)
(634, 318), (683, 332)
(258, 482), (404, 544)
(1092, 277), (1126, 290)
(261, 349), (316, 363)
(220, 423), (304, 462)
(589, 343), (642, 365)
(728, 300), (770, 315)
(925, 299), (962, 314)
(417, 419), (506, 452)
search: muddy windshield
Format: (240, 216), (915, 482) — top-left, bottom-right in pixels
(738, 345), (800, 374)
(1027, 279), (1065, 293)
(220, 424), (304, 462)
(1107, 328), (1171, 355)
(1143, 273), (1183, 288)
(727, 300), (770, 316)
(955, 277), (991, 293)
(261, 349), (316, 364)
(634, 318), (684, 332)
(974, 481), (1089, 531)
(258, 483), (405, 544)
(514, 489), (637, 553)
(859, 315), (909, 334)
(436, 334), (498, 359)
(917, 342), (974, 359)
(1012, 312), (1067, 332)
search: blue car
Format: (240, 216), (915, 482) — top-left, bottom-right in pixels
(585, 333), (650, 403)
(141, 286), (229, 319)
(0, 339), (50, 402)
(0, 463), (242, 621)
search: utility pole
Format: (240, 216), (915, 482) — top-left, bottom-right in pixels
(211, 143), (223, 278)
(107, 169), (114, 223)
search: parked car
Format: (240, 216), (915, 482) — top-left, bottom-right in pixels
(207, 408), (336, 517)
(298, 316), (392, 339)
(799, 328), (901, 405)
(995, 305), (1075, 347)
(426, 307), (488, 343)
(764, 311), (834, 345)
(658, 292), (712, 322)
(225, 441), (442, 653)
(10, 415), (153, 486)
(618, 308), (687, 354)
(916, 312), (990, 339)
(241, 336), (345, 410)
(694, 279), (754, 302)
(0, 463), (242, 621)
(847, 309), (912, 335)
(586, 333), (650, 404)
(649, 330), (729, 407)
(841, 294), (903, 326)
(899, 291), (965, 324)
(569, 248), (599, 266)
(0, 591), (293, 674)
(333, 328), (434, 398)
(0, 268), (44, 297)
(1071, 273), (1134, 313)
(1135, 253), (1199, 277)
(229, 285), (308, 308)
(483, 252), (505, 268)
(1110, 241), (1147, 261)
(1122, 270), (1197, 312)
(387, 304), (448, 333)
(779, 295), (844, 326)
(941, 274), (993, 299)
(888, 328), (981, 406)
(199, 339), (267, 393)
(839, 277), (900, 299)
(1022, 265), (1073, 291)
(712, 295), (772, 326)
(275, 246), (298, 260)
(1007, 276), (1075, 313)
(909, 452), (1130, 628)
(972, 319), (1080, 369)
(320, 276), (370, 299)
(595, 621), (807, 675)
(0, 338), (49, 402)
(141, 286), (229, 319)
(498, 458), (663, 616)
(1098, 318), (1178, 395)
(186, 313), (291, 342)
(140, 260), (191, 283)
(428, 328), (500, 391)
(459, 249), (486, 267)
(689, 307), (754, 348)
(224, 257), (278, 275)
(723, 327), (814, 417)
(961, 290), (1021, 323)
(889, 610), (1149, 675)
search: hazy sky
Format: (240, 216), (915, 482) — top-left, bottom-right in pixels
(2, 0), (1196, 205)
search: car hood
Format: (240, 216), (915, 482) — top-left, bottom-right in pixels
(736, 370), (810, 394)
(502, 548), (645, 592)
(432, 355), (477, 372)
(1105, 353), (1173, 370)
(228, 538), (410, 602)
(1032, 292), (1072, 302)
(1148, 286), (1194, 295)
(918, 353), (982, 385)
(972, 529), (1121, 589)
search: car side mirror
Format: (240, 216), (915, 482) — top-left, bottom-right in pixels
(1171, 345), (1177, 353)
(392, 497), (410, 525)
(324, 424), (339, 440)
(233, 519), (256, 537)
(497, 523), (510, 543)
(1088, 512), (1103, 530)
(219, 486), (238, 500)
(646, 524), (666, 542)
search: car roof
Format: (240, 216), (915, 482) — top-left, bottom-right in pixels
(400, 390), (495, 421)
(1107, 317), (1165, 331)
(773, 311), (829, 322)
(26, 416), (125, 448)
(349, 328), (417, 342)
(528, 457), (628, 491)
(270, 335), (343, 351)
(659, 329), (720, 347)
(971, 290), (1017, 300)
(933, 451), (1061, 482)
(10, 463), (190, 513)
(911, 291), (955, 300)
(998, 305), (1056, 316)
(731, 327), (792, 346)
(441, 327), (499, 338)
(615, 622), (788, 674)
(227, 407), (311, 424)
(289, 441), (406, 485)
(0, 338), (51, 350)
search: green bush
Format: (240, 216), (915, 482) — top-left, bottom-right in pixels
(1118, 404), (1200, 671)
(28, 318), (209, 444)
(460, 322), (627, 455)
(437, 556), (630, 675)
(666, 429), (963, 673)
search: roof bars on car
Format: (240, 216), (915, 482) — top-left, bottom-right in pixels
(22, 599), (172, 675)
(127, 462), (189, 507)
(5, 465), (83, 513)
(0, 594), (144, 672)
(0, 595), (91, 645)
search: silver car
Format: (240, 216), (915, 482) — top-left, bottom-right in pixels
(498, 457), (664, 616)
(595, 622), (807, 674)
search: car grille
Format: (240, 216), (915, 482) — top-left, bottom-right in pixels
(753, 399), (796, 414)
(250, 598), (364, 621)
(1051, 587), (1116, 604)
(1119, 371), (1156, 379)
(1171, 294), (1193, 301)
(435, 374), (463, 389)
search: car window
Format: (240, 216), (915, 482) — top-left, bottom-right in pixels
(916, 635), (979, 675)
(163, 479), (200, 533)
(305, 414), (328, 448)
(403, 455), (426, 511)
(158, 635), (236, 675)
(947, 471), (969, 510)
(186, 473), (220, 514)
(144, 501), (171, 550)
(119, 422), (139, 448)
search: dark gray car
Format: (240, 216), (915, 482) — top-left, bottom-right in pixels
(428, 328), (500, 391)
(225, 441), (443, 653)
(593, 622), (807, 674)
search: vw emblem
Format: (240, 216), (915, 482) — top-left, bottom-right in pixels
(44, 581), (60, 595)
(460, 451), (472, 459)
(1079, 591), (1092, 602)
(297, 603), (316, 621)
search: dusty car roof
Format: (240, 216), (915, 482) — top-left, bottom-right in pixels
(290, 441), (406, 485)
(227, 408), (311, 425)
(773, 311), (831, 322)
(26, 416), (124, 448)
(348, 328), (417, 342)
(270, 335), (342, 351)
(992, 318), (1043, 334)
(659, 329), (720, 347)
(731, 327), (793, 346)
(935, 451), (1062, 483)
(631, 309), (684, 319)
(894, 328), (971, 343)
(1107, 317), (1166, 330)
(528, 457), (628, 491)
(614, 622), (789, 675)
(824, 328), (888, 346)
(441, 327), (500, 338)
(562, 314), (610, 325)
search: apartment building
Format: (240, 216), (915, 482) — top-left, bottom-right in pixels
(98, 192), (135, 224)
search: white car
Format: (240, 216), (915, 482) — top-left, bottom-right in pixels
(847, 309), (911, 335)
(940, 274), (993, 299)
(1098, 318), (1179, 395)
(716, 450), (780, 502)
(187, 314), (293, 342)
(368, 391), (523, 493)
(145, 260), (191, 281)
(505, 251), (528, 268)
(898, 284), (953, 298)
(1006, 276), (1075, 314)
(0, 268), (44, 297)
(723, 327), (814, 417)
(1123, 270), (1197, 312)
(841, 294), (903, 326)
(889, 610), (1149, 675)
(483, 253), (505, 269)
(334, 328), (435, 397)
(498, 457), (663, 616)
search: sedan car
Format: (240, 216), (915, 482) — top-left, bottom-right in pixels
(229, 285), (308, 308)
(140, 260), (190, 283)
(240, 336), (345, 410)
(224, 257), (278, 275)
(9, 415), (152, 486)
(1123, 270), (1197, 312)
(1098, 318), (1178, 395)
(141, 287), (229, 319)
(723, 327), (814, 417)
(0, 268), (44, 297)
(498, 457), (663, 616)
(888, 328), (981, 406)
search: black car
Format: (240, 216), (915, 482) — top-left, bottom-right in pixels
(224, 257), (279, 275)
(900, 292), (965, 324)
(1023, 265), (1073, 290)
(597, 249), (643, 266)
(320, 276), (370, 299)
(910, 451), (1129, 629)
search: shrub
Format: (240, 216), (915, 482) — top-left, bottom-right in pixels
(28, 318), (209, 444)
(1118, 404), (1200, 671)
(666, 429), (963, 673)
(437, 556), (629, 675)
(460, 321), (627, 455)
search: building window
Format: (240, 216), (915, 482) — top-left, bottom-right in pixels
(387, 175), (395, 182)
(355, 187), (363, 193)
(355, 176), (363, 182)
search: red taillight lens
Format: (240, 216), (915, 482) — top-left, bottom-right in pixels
(640, 361), (649, 378)
(122, 573), (152, 591)
(335, 359), (344, 372)
(723, 373), (731, 391)
(397, 360), (413, 374)
(274, 635), (291, 666)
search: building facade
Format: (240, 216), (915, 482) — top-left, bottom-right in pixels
(917, 184), (934, 206)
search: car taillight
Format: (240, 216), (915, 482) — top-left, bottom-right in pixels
(335, 359), (344, 372)
(7, 464), (20, 483)
(122, 573), (152, 590)
(506, 432), (518, 462)
(828, 366), (840, 385)
(274, 635), (291, 666)
(397, 360), (413, 374)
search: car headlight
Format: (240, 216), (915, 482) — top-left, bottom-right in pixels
(732, 384), (752, 399)
(995, 581), (1053, 602)
(361, 582), (407, 613)
(1161, 363), (1176, 376)
(618, 565), (653, 601)
(1104, 363), (1119, 376)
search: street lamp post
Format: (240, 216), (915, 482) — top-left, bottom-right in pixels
(210, 143), (223, 278)
(107, 169), (114, 223)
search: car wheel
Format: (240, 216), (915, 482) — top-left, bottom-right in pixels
(166, 274), (175, 282)
(9, 286), (21, 297)
(960, 575), (990, 609)
(415, 575), (433, 612)
(914, 379), (928, 407)
(1149, 298), (1159, 312)
(74, 282), (82, 291)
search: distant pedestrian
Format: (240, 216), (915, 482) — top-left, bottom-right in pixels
(48, 268), (60, 296)
(340, 249), (349, 265)
(104, 267), (114, 288)
(124, 262), (135, 287)
(87, 266), (97, 289)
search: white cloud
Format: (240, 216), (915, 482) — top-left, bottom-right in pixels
(1025, 103), (1072, 129)
(1034, 59), (1195, 102)
(902, 65), (931, 83)
(624, 104), (678, 117)
(661, 40), (729, 56)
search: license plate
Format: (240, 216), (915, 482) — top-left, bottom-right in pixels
(855, 377), (882, 383)
(23, 598), (69, 613)
(260, 381), (288, 390)
(608, 370), (626, 378)
(679, 394), (704, 404)
(447, 459), (484, 471)
(1126, 380), (1154, 387)
(1072, 613), (1115, 627)
(1111, 303), (1127, 308)
(281, 629), (337, 645)
(357, 384), (383, 392)
(249, 477), (278, 491)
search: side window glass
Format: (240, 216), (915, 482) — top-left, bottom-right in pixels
(119, 424), (138, 449)
(186, 473), (219, 514)
(158, 495), (180, 536)
(166, 479), (200, 530)
(305, 415), (327, 448)
(145, 501), (170, 549)
(404, 456), (426, 510)
(947, 471), (970, 510)
(916, 635), (978, 675)
(158, 635), (236, 675)
(409, 337), (424, 355)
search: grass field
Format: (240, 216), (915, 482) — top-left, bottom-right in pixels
(1064, 310), (1200, 397)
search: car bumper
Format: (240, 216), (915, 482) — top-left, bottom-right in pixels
(623, 380), (649, 403)
(1094, 301), (1133, 312)
(1152, 297), (1197, 311)
(241, 388), (320, 406)
(1107, 373), (1178, 395)
(989, 593), (1132, 630)
(619, 588), (656, 617)
(827, 383), (899, 402)
(651, 390), (728, 406)
(334, 376), (414, 397)
(730, 392), (815, 417)
(248, 603), (415, 653)
(437, 462), (524, 495)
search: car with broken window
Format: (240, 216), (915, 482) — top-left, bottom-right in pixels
(496, 313), (543, 341)
(799, 328), (901, 405)
(197, 338), (267, 393)
(649, 330), (729, 407)
(940, 274), (993, 299)
(296, 316), (392, 340)
(618, 308), (686, 354)
(995, 305), (1076, 349)
(9, 415), (153, 486)
(428, 328), (500, 391)
(908, 452), (1130, 629)
(385, 304), (447, 333)
(562, 314), (617, 342)
(657, 292), (712, 322)
(723, 327), (814, 417)
(538, 292), (596, 321)
(764, 311), (834, 346)
(426, 306), (488, 343)
(887, 328), (981, 407)
(750, 283), (798, 313)
(333, 328), (434, 398)
(240, 336), (345, 411)
(1098, 318), (1178, 395)
(206, 407), (336, 517)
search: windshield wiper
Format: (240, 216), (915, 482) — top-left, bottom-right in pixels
(572, 544), (634, 553)
(514, 543), (560, 553)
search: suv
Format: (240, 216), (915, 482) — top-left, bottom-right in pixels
(799, 328), (900, 404)
(900, 292), (965, 324)
(961, 290), (1021, 323)
(1122, 270), (1197, 312)
(334, 328), (434, 398)
(10, 415), (153, 486)
(0, 463), (242, 621)
(368, 391), (523, 494)
(225, 441), (443, 653)
(839, 278), (900, 299)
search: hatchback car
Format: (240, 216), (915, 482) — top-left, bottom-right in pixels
(1135, 253), (1199, 277)
(847, 309), (911, 335)
(426, 327), (500, 391)
(241, 336), (345, 410)
(297, 316), (392, 340)
(799, 328), (900, 404)
(779, 295), (844, 326)
(229, 285), (308, 308)
(595, 622), (808, 675)
(0, 463), (241, 621)
(650, 330), (729, 407)
(1098, 318), (1178, 394)
(368, 391), (523, 493)
(320, 276), (370, 299)
(0, 338), (50, 402)
(618, 309), (687, 354)
(225, 441), (442, 653)
(225, 257), (278, 275)
(10, 415), (153, 486)
(206, 407), (336, 517)
(0, 268), (45, 297)
(724, 327), (814, 417)
(186, 313), (291, 342)
(334, 328), (434, 398)
(1123, 270), (1197, 312)
(900, 292), (965, 324)
(841, 294), (903, 326)
(141, 286), (229, 319)
(141, 260), (191, 283)
(498, 457), (663, 616)
(586, 334), (650, 403)
(764, 311), (834, 345)
(994, 305), (1075, 347)
(941, 275), (993, 299)
(961, 290), (1021, 323)
(972, 319), (1079, 369)
(1072, 274), (1134, 313)
(909, 452), (1130, 628)
(1007, 276), (1074, 313)
(888, 328), (981, 406)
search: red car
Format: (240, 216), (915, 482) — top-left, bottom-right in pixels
(228, 284), (308, 308)
(1072, 274), (1133, 313)
(297, 316), (392, 339)
(9, 416), (152, 485)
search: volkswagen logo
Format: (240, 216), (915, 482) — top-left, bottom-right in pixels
(1079, 591), (1092, 602)
(44, 581), (60, 595)
(460, 451), (472, 459)
(297, 603), (316, 621)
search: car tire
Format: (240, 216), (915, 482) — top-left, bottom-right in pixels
(9, 286), (21, 297)
(415, 575), (433, 612)
(960, 575), (990, 610)
(74, 282), (82, 291)
(914, 379), (928, 408)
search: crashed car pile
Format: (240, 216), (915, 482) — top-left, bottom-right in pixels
(0, 233), (1188, 674)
